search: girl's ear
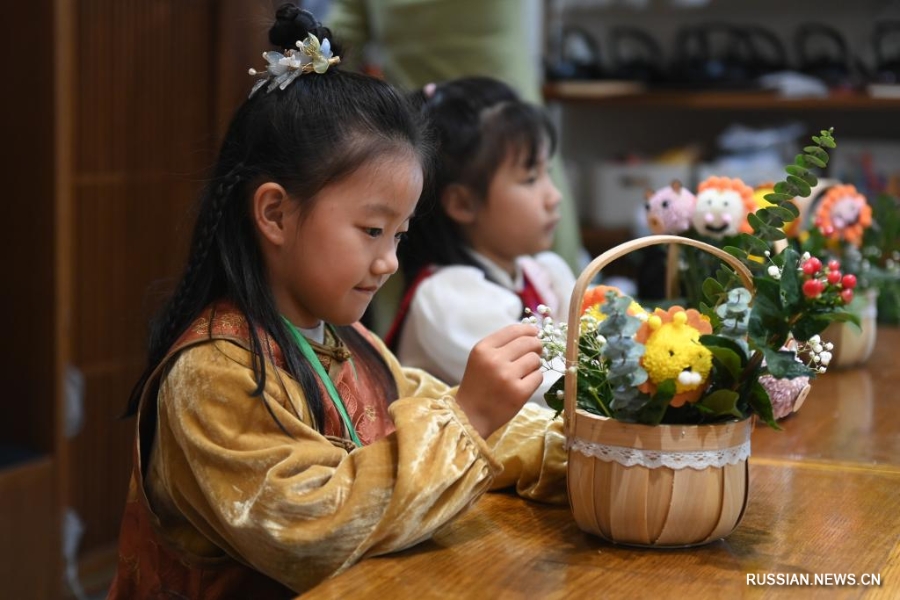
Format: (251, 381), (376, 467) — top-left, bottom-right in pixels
(253, 182), (291, 246)
(441, 184), (479, 225)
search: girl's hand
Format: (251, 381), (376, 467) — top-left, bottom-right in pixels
(455, 323), (543, 438)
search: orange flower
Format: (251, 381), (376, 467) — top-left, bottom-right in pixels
(581, 285), (623, 314)
(580, 285), (645, 324)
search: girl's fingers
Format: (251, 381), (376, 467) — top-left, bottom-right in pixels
(497, 334), (543, 361)
(482, 323), (539, 348)
(508, 351), (543, 380)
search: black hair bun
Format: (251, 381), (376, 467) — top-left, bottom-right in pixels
(269, 3), (336, 53)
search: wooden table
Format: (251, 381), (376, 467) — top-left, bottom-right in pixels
(304, 328), (900, 599)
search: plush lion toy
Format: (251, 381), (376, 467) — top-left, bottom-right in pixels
(813, 183), (872, 247)
(692, 176), (757, 238)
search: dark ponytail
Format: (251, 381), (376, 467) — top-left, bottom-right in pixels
(126, 5), (428, 438)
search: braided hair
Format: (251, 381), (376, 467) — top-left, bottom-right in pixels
(126, 4), (429, 436)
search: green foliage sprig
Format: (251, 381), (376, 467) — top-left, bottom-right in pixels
(732, 128), (837, 256)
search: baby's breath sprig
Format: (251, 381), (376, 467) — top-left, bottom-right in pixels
(794, 334), (834, 374)
(523, 305), (568, 371)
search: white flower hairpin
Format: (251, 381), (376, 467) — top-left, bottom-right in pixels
(248, 33), (340, 97)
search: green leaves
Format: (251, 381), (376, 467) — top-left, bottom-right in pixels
(753, 128), (835, 240)
(702, 335), (747, 381)
(748, 379), (780, 430)
(748, 212), (787, 241)
(637, 380), (675, 425)
(749, 276), (790, 349)
(785, 164), (818, 186)
(778, 247), (803, 313)
(762, 347), (813, 379)
(696, 389), (743, 420)
(702, 277), (726, 305)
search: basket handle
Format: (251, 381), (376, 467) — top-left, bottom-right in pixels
(563, 234), (754, 436)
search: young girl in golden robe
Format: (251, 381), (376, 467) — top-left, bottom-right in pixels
(107, 4), (566, 598)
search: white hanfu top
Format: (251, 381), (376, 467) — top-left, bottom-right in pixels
(396, 250), (575, 406)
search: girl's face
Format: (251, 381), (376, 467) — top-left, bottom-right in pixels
(467, 145), (561, 275)
(272, 151), (423, 328)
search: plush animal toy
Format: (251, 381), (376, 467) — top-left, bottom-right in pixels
(813, 183), (872, 246)
(692, 176), (757, 238)
(635, 307), (713, 406)
(644, 180), (697, 234)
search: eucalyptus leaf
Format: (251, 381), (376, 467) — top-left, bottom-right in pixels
(766, 205), (798, 222)
(803, 146), (829, 165)
(764, 192), (795, 203)
(756, 208), (786, 228)
(804, 155), (827, 169)
(784, 165), (817, 186)
(723, 245), (748, 261)
(702, 277), (725, 304)
(786, 175), (812, 197)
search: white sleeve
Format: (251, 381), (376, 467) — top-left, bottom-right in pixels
(523, 253), (576, 406)
(532, 251), (577, 319)
(397, 266), (561, 407)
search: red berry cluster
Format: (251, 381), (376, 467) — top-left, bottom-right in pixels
(800, 257), (856, 303)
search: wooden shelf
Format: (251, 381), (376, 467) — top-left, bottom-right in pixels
(543, 81), (900, 110)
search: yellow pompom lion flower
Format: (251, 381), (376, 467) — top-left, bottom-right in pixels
(635, 306), (713, 407)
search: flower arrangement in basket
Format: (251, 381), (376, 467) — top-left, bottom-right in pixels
(778, 180), (900, 365)
(531, 129), (860, 548)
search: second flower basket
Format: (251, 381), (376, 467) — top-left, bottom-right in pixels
(563, 235), (755, 547)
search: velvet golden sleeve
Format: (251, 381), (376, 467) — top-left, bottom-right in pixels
(147, 340), (501, 594)
(366, 332), (569, 505)
(485, 403), (568, 505)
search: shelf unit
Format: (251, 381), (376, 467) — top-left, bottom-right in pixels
(543, 83), (900, 110)
(543, 0), (900, 251)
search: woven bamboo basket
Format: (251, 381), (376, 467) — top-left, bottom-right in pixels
(564, 234), (755, 547)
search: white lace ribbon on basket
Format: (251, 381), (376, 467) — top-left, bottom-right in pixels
(568, 437), (751, 470)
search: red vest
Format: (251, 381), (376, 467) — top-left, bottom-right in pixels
(108, 302), (395, 599)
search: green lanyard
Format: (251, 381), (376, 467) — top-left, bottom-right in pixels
(282, 317), (362, 447)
